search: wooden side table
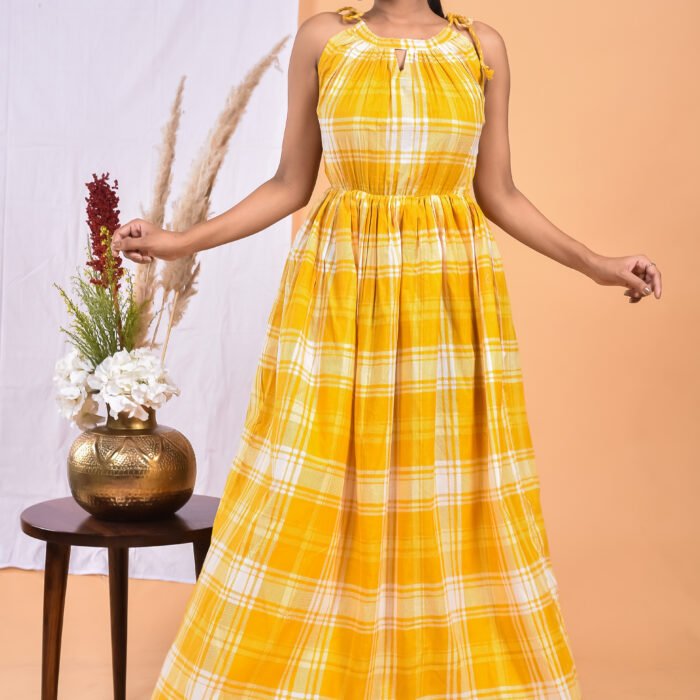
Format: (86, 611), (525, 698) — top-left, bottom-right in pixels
(20, 494), (220, 700)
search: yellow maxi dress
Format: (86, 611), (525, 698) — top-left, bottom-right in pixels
(152, 7), (582, 699)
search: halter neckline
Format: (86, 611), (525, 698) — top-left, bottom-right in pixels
(335, 6), (494, 85)
(354, 17), (454, 47)
(338, 7), (470, 48)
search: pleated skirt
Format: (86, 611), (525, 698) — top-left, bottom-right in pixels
(151, 186), (582, 699)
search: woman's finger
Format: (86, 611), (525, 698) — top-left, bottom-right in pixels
(123, 249), (143, 262)
(114, 233), (144, 253)
(115, 234), (154, 263)
(635, 255), (662, 299)
(646, 264), (662, 298)
(124, 249), (153, 264)
(620, 268), (652, 297)
(113, 219), (145, 241)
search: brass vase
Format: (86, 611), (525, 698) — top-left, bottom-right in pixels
(67, 406), (196, 521)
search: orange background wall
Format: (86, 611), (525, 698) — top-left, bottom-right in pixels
(297, 1), (699, 695)
(1, 4), (696, 698)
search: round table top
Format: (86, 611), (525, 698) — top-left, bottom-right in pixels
(20, 495), (220, 548)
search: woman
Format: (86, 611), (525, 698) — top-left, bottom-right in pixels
(113, 2), (661, 698)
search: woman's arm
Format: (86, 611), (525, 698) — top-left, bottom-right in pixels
(111, 13), (342, 262)
(469, 21), (662, 302)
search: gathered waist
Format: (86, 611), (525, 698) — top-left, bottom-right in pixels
(325, 185), (477, 202)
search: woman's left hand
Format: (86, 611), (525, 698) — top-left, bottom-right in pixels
(587, 253), (662, 302)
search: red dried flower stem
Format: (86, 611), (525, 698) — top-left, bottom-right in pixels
(85, 172), (125, 349)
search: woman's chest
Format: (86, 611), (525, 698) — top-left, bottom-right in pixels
(316, 39), (486, 156)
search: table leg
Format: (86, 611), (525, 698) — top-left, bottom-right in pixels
(192, 535), (211, 580)
(108, 546), (128, 700)
(42, 541), (71, 700)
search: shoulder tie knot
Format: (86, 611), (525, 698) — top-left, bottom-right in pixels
(445, 12), (472, 30)
(337, 6), (364, 23)
(447, 13), (494, 85)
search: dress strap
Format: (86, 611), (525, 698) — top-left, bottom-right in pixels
(337, 6), (364, 23)
(445, 12), (495, 87)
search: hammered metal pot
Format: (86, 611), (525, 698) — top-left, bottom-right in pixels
(67, 406), (196, 521)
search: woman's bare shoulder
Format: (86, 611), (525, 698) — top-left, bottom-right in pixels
(294, 11), (355, 63)
(451, 18), (507, 72)
(298, 10), (352, 34)
(471, 20), (507, 61)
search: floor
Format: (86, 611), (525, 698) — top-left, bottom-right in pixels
(1, 568), (190, 699)
(1, 567), (697, 699)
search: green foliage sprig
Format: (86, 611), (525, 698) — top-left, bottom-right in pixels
(54, 241), (145, 368)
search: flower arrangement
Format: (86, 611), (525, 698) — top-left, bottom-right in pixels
(53, 172), (180, 429)
(52, 36), (290, 433)
(50, 37), (291, 521)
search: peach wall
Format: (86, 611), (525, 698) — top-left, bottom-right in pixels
(2, 5), (696, 698)
(297, 1), (700, 696)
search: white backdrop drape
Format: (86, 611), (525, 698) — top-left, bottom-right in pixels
(0, 0), (297, 583)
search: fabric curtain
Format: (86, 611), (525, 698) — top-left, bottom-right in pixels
(0, 0), (296, 583)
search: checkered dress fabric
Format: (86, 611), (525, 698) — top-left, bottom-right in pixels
(151, 6), (582, 699)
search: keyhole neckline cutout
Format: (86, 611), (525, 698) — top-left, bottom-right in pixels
(394, 48), (408, 72)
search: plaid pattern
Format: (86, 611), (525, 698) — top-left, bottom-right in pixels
(152, 7), (582, 699)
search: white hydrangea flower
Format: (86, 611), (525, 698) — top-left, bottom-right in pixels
(53, 348), (104, 429)
(87, 347), (180, 421)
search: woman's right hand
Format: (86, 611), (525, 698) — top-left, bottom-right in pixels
(110, 219), (191, 263)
